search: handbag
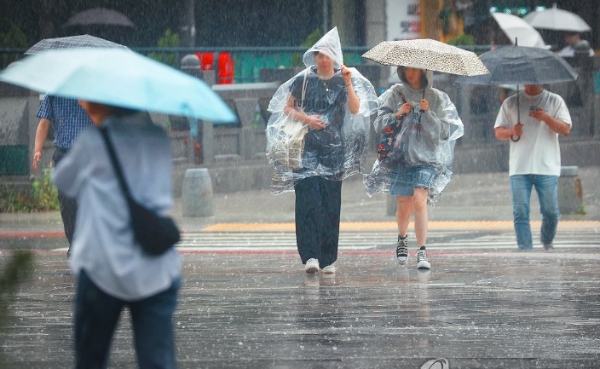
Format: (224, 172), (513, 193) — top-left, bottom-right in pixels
(268, 70), (309, 170)
(99, 126), (180, 256)
(377, 92), (407, 161)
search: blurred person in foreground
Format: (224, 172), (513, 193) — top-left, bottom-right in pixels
(34, 96), (94, 256)
(494, 84), (572, 251)
(52, 100), (181, 369)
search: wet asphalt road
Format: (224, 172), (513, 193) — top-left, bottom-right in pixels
(1, 235), (599, 369)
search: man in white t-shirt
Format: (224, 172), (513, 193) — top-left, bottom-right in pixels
(494, 85), (572, 250)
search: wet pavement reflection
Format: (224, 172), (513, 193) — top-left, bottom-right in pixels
(1, 248), (599, 368)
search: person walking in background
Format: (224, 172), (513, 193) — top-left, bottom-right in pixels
(266, 27), (377, 274)
(366, 67), (464, 270)
(53, 101), (181, 369)
(33, 96), (94, 256)
(558, 32), (594, 57)
(494, 84), (572, 251)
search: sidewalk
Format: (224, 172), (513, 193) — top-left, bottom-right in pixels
(1, 167), (599, 234)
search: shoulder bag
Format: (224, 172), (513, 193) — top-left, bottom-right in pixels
(268, 70), (309, 170)
(99, 126), (180, 256)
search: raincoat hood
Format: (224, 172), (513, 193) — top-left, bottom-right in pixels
(397, 67), (434, 90)
(303, 27), (343, 69)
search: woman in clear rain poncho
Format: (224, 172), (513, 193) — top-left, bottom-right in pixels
(266, 27), (377, 274)
(364, 67), (464, 270)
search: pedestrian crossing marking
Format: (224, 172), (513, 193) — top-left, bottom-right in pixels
(202, 221), (600, 233)
(176, 229), (600, 251)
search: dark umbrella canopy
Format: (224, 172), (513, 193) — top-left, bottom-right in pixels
(456, 45), (578, 142)
(25, 35), (127, 55)
(64, 8), (135, 28)
(456, 46), (578, 85)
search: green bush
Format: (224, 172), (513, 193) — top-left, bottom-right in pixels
(291, 29), (323, 67)
(148, 29), (181, 67)
(446, 33), (475, 46)
(0, 170), (59, 213)
(0, 25), (27, 48)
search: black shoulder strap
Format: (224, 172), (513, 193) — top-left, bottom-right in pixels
(99, 126), (132, 199)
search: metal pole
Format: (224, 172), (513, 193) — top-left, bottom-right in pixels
(323, 0), (329, 34)
(179, 0), (196, 48)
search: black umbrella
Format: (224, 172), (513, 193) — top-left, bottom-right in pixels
(456, 45), (578, 141)
(64, 8), (135, 28)
(456, 45), (577, 85)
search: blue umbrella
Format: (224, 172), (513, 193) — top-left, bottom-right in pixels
(0, 48), (236, 123)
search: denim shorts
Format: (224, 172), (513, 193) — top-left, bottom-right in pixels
(389, 165), (437, 197)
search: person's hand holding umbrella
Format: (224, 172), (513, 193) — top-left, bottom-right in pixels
(513, 122), (523, 138)
(395, 101), (413, 119)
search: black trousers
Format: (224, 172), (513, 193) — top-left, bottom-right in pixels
(294, 176), (342, 268)
(53, 147), (77, 248)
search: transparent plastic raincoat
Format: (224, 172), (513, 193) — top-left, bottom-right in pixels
(266, 27), (378, 194)
(364, 68), (464, 204)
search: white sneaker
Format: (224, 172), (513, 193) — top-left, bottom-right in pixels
(305, 258), (320, 273)
(416, 247), (431, 270)
(322, 263), (336, 274)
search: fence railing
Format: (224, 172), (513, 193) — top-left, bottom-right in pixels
(0, 46), (370, 83)
(0, 45), (501, 84)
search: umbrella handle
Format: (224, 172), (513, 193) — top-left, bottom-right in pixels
(419, 73), (426, 113)
(510, 135), (521, 142)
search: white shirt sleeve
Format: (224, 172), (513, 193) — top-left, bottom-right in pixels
(552, 95), (573, 126)
(494, 99), (513, 129)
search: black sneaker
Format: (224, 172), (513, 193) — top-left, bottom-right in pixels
(396, 235), (408, 264)
(417, 246), (431, 270)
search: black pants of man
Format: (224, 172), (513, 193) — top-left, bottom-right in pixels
(53, 147), (77, 254)
(294, 176), (342, 269)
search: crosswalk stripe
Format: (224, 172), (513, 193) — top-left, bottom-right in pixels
(201, 221), (600, 232)
(176, 229), (600, 251)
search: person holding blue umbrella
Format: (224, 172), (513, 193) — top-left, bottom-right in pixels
(53, 101), (182, 368)
(0, 47), (236, 368)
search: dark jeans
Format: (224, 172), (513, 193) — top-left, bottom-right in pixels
(75, 270), (180, 369)
(294, 176), (342, 268)
(52, 147), (77, 248)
